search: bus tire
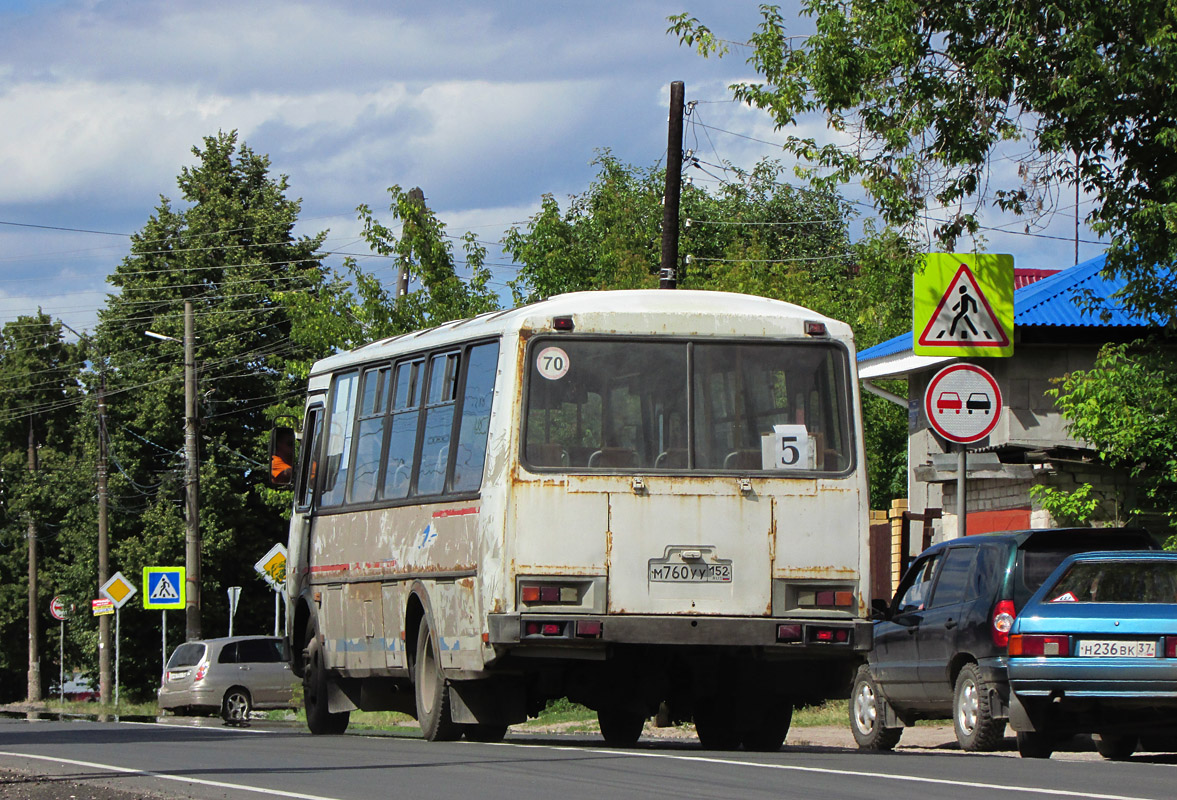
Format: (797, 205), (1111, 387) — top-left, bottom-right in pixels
(413, 615), (462, 742)
(742, 697), (792, 752)
(303, 629), (350, 735)
(694, 703), (741, 751)
(464, 723), (508, 743)
(597, 707), (645, 747)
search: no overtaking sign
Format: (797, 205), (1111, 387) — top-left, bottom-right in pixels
(923, 364), (1003, 444)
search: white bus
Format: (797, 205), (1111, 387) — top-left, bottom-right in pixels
(277, 289), (871, 750)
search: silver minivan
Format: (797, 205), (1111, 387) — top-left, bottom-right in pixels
(158, 636), (296, 722)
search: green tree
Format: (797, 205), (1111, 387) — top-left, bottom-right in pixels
(1048, 340), (1177, 540)
(0, 312), (85, 701)
(505, 153), (915, 506)
(670, 2), (1177, 323)
(86, 131), (330, 698)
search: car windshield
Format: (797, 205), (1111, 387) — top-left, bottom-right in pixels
(167, 642), (206, 668)
(523, 338), (853, 473)
(1046, 560), (1177, 603)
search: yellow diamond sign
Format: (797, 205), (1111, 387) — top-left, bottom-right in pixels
(255, 543), (288, 591)
(100, 571), (138, 609)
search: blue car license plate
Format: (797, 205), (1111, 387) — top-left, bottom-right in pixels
(1077, 640), (1156, 658)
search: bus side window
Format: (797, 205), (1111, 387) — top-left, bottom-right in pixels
(416, 351), (460, 496)
(296, 406), (323, 511)
(348, 366), (390, 504)
(451, 341), (499, 493)
(319, 371), (359, 508)
(382, 359), (423, 500)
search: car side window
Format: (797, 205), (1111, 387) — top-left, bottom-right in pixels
(238, 638), (284, 663)
(217, 643), (239, 664)
(970, 544), (1004, 600)
(895, 553), (943, 613)
(927, 547), (976, 608)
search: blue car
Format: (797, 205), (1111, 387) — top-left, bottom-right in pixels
(1007, 550), (1177, 759)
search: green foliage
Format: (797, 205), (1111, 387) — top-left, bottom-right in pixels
(1049, 338), (1177, 538)
(0, 313), (86, 701)
(671, 2), (1177, 324)
(1028, 483), (1102, 527)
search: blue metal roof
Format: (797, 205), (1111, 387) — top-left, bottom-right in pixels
(858, 253), (1162, 363)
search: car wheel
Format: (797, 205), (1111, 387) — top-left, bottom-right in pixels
(413, 614), (462, 741)
(464, 723), (508, 743)
(1094, 733), (1137, 761)
(850, 665), (902, 751)
(953, 664), (1004, 752)
(597, 707), (646, 747)
(303, 628), (350, 735)
(742, 697), (792, 752)
(1016, 730), (1054, 759)
(221, 688), (252, 724)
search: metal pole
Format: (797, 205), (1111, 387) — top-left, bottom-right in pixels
(162, 609), (167, 677)
(27, 418), (41, 703)
(659, 80), (685, 289)
(115, 608), (120, 708)
(957, 444), (968, 538)
(274, 589), (280, 637)
(59, 617), (64, 706)
(184, 300), (201, 641)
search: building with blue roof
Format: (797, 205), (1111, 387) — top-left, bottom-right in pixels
(857, 253), (1162, 549)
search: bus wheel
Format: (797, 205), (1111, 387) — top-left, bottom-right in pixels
(597, 707), (645, 747)
(742, 697), (792, 752)
(694, 704), (741, 751)
(414, 615), (462, 741)
(464, 723), (508, 743)
(303, 629), (349, 735)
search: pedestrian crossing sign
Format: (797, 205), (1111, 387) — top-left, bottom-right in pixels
(143, 566), (186, 610)
(914, 254), (1014, 357)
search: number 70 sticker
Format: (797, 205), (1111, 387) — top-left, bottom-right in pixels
(536, 346), (570, 380)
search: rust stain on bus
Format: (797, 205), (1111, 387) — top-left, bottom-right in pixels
(775, 566), (858, 579)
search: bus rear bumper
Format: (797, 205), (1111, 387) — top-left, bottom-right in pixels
(487, 613), (871, 654)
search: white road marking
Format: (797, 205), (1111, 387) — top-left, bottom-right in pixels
(489, 741), (1164, 800)
(0, 750), (344, 800)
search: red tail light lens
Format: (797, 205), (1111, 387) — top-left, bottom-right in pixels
(1166, 637), (1177, 658)
(991, 600), (1016, 648)
(777, 624), (803, 642)
(194, 664), (208, 682)
(1009, 634), (1070, 657)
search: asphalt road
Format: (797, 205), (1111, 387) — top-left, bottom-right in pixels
(2, 717), (1177, 800)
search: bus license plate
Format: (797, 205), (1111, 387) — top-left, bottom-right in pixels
(648, 563), (732, 583)
(1078, 640), (1156, 658)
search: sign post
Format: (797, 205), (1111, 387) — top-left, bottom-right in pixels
(924, 364), (1003, 537)
(100, 571), (137, 707)
(227, 586), (241, 637)
(143, 567), (185, 674)
(49, 596), (71, 705)
(254, 544), (288, 637)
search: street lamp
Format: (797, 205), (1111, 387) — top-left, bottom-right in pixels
(144, 300), (201, 641)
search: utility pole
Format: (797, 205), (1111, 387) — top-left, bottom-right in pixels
(397, 187), (425, 305)
(27, 417), (41, 702)
(659, 80), (686, 290)
(97, 371), (111, 704)
(183, 300), (201, 642)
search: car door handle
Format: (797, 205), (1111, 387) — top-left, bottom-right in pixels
(944, 619), (957, 629)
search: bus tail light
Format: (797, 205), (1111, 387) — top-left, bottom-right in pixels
(575, 620), (603, 638)
(795, 588), (856, 610)
(777, 624), (802, 643)
(1009, 634), (1070, 657)
(805, 321), (828, 336)
(811, 626), (851, 644)
(520, 582), (579, 605)
(991, 600), (1016, 648)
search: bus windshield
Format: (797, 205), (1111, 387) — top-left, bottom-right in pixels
(523, 338), (853, 473)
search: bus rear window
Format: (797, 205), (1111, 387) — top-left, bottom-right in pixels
(523, 339), (853, 474)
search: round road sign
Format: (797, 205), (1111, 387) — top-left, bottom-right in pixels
(50, 596), (69, 621)
(924, 364), (1003, 444)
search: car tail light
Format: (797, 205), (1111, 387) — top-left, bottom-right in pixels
(1009, 634), (1070, 657)
(1166, 637), (1177, 658)
(991, 600), (1016, 648)
(194, 663), (208, 682)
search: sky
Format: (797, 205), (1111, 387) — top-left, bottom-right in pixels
(0, 0), (1109, 337)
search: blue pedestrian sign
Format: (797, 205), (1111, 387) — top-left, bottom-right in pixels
(143, 566), (186, 610)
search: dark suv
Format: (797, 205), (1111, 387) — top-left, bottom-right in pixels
(850, 527), (1156, 751)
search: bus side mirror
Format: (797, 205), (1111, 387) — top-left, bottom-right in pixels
(269, 425), (296, 488)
